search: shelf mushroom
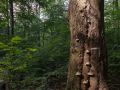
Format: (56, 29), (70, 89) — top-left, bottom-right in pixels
(85, 62), (91, 66)
(83, 80), (88, 85)
(88, 71), (94, 76)
(75, 71), (81, 76)
(86, 50), (90, 54)
(76, 39), (79, 42)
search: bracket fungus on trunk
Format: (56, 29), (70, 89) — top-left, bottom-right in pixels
(86, 50), (91, 55)
(76, 38), (79, 42)
(88, 71), (94, 77)
(75, 71), (82, 76)
(85, 62), (91, 66)
(83, 80), (89, 85)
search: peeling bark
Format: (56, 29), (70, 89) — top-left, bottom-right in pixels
(67, 0), (108, 90)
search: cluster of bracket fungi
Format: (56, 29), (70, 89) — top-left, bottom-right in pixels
(74, 38), (97, 88)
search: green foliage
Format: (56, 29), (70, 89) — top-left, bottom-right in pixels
(105, 1), (120, 89)
(0, 0), (120, 89)
(11, 36), (22, 44)
(0, 0), (69, 89)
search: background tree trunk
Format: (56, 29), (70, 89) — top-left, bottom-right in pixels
(8, 0), (14, 36)
(67, 0), (108, 90)
(113, 0), (119, 43)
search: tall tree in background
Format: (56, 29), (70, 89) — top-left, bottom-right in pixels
(67, 0), (108, 90)
(8, 0), (14, 36)
(113, 0), (119, 43)
(113, 0), (118, 9)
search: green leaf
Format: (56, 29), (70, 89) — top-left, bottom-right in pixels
(27, 48), (37, 52)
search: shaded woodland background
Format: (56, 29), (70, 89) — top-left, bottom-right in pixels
(0, 0), (120, 90)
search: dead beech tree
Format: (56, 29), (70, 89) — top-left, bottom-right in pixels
(67, 0), (108, 90)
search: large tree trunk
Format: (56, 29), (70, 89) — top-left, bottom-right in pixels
(67, 0), (108, 90)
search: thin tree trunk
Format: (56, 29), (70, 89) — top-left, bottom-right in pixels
(6, 0), (9, 36)
(113, 0), (119, 44)
(8, 0), (14, 36)
(67, 0), (108, 90)
(5, 82), (9, 90)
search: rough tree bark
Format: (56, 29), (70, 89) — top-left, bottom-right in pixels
(67, 0), (108, 90)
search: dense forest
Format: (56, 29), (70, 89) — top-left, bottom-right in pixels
(0, 0), (120, 90)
